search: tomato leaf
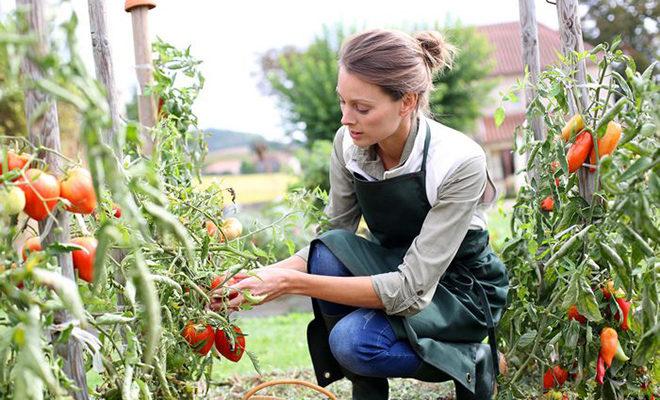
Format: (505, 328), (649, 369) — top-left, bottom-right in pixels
(494, 106), (505, 128)
(577, 279), (603, 322)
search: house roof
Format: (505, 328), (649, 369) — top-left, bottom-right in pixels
(481, 112), (526, 144)
(476, 22), (592, 77)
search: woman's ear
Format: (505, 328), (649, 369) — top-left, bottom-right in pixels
(400, 93), (418, 117)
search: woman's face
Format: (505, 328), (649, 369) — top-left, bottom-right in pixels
(336, 67), (410, 148)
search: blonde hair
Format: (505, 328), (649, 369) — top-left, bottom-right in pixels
(339, 29), (456, 115)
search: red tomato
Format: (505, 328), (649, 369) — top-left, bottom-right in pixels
(541, 196), (555, 212)
(60, 167), (97, 214)
(567, 305), (587, 324)
(17, 169), (60, 221)
(543, 365), (569, 389)
(182, 322), (215, 355)
(21, 236), (43, 261)
(71, 237), (97, 283)
(210, 272), (249, 300)
(1, 151), (30, 176)
(112, 203), (122, 218)
(215, 325), (246, 362)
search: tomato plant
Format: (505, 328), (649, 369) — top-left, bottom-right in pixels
(0, 10), (306, 399)
(496, 39), (658, 399)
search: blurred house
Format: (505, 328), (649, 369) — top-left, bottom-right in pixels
(474, 22), (595, 197)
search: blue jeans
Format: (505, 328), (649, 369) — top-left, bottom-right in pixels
(308, 242), (423, 378)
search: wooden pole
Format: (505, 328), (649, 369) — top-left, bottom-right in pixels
(16, 0), (88, 398)
(519, 0), (545, 142)
(125, 0), (156, 155)
(87, 0), (123, 156)
(556, 0), (596, 203)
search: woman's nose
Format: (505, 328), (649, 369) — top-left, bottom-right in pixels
(341, 109), (355, 126)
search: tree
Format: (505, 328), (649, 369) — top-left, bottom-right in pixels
(429, 24), (495, 134)
(580, 0), (659, 71)
(259, 23), (495, 146)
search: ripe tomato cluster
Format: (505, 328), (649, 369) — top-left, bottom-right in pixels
(182, 323), (246, 362)
(2, 149), (103, 283)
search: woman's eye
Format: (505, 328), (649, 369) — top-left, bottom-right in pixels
(356, 107), (369, 114)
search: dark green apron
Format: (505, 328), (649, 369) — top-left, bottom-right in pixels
(306, 124), (509, 393)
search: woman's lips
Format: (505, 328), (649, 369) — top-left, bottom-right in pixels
(350, 130), (363, 139)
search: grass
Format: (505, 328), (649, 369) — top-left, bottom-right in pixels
(212, 312), (314, 378)
(200, 173), (298, 205)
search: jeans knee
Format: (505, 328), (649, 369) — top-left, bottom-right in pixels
(308, 242), (352, 277)
(328, 310), (422, 378)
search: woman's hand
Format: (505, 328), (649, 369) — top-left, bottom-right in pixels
(209, 267), (300, 312)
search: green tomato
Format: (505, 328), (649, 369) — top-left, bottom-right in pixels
(0, 186), (26, 216)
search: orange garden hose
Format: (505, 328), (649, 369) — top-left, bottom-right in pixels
(242, 379), (337, 400)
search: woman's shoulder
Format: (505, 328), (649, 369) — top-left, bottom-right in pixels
(425, 118), (485, 163)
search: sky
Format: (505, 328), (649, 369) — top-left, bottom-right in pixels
(1, 0), (562, 142)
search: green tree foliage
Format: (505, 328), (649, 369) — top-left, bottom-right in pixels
(429, 24), (495, 134)
(259, 26), (345, 146)
(580, 0), (659, 71)
(259, 23), (495, 146)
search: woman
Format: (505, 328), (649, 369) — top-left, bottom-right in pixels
(210, 29), (509, 400)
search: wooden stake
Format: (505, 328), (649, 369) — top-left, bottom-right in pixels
(519, 0), (545, 142)
(126, 0), (156, 155)
(556, 0), (596, 203)
(17, 0), (88, 398)
(87, 0), (123, 156)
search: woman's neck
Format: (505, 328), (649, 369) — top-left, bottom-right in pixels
(377, 116), (413, 170)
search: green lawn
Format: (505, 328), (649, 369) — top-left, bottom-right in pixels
(213, 312), (314, 379)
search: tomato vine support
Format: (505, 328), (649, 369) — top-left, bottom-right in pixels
(17, 0), (89, 398)
(555, 0), (597, 203)
(87, 0), (123, 155)
(518, 0), (545, 142)
(125, 0), (157, 155)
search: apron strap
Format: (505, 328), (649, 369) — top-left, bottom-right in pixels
(456, 265), (500, 377)
(420, 121), (431, 174)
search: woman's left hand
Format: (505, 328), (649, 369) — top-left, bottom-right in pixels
(209, 267), (299, 312)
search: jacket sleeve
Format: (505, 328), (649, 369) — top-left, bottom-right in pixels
(370, 154), (488, 316)
(295, 127), (361, 262)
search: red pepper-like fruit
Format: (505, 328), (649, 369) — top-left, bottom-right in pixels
(595, 354), (606, 385)
(567, 305), (587, 324)
(602, 280), (626, 300)
(599, 327), (628, 367)
(614, 297), (631, 331)
(541, 196), (555, 212)
(543, 365), (569, 389)
(561, 114), (584, 142)
(589, 121), (622, 171)
(215, 325), (246, 362)
(566, 130), (593, 173)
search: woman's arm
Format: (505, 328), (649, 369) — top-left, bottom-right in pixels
(288, 273), (385, 309)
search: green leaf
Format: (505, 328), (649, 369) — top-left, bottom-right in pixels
(142, 200), (196, 268)
(151, 274), (183, 294)
(517, 331), (537, 348)
(494, 106), (505, 127)
(93, 223), (121, 291)
(31, 268), (87, 327)
(619, 157), (655, 182)
(632, 322), (660, 366)
(95, 314), (135, 326)
(131, 250), (162, 365)
(577, 279), (603, 322)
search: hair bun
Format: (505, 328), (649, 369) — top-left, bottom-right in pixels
(414, 31), (456, 72)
